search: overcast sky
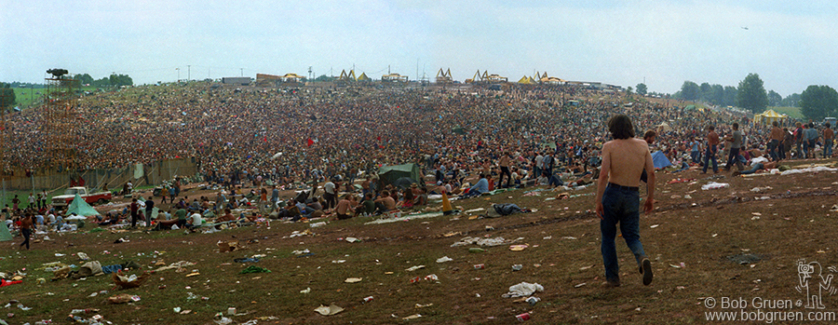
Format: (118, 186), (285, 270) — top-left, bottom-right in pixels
(2, 0), (837, 95)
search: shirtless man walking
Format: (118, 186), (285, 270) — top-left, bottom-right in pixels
(595, 114), (655, 287)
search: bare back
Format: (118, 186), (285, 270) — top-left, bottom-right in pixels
(602, 138), (653, 187)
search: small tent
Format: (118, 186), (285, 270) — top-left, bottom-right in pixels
(0, 220), (12, 242)
(66, 193), (100, 217)
(651, 151), (672, 169)
(755, 109), (787, 125)
(378, 164), (422, 189)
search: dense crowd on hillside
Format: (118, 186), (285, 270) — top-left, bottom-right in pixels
(3, 82), (834, 191)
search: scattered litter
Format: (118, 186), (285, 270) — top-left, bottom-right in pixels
(233, 258), (260, 263)
(309, 221), (327, 228)
(512, 264), (523, 271)
(345, 237), (360, 243)
(239, 266), (271, 274)
(502, 282), (544, 298)
(331, 260), (346, 264)
(107, 294), (135, 304)
(415, 303), (433, 308)
(290, 229), (313, 237)
(291, 249), (310, 256)
(579, 265), (593, 271)
(314, 303), (344, 316)
(405, 265), (426, 272)
(450, 236), (524, 247)
(702, 182), (730, 190)
(436, 256), (453, 263)
(217, 241), (239, 253)
(402, 314), (422, 320)
(728, 253), (763, 265)
(300, 287), (311, 294)
(345, 277), (363, 283)
(650, 224), (659, 228)
(509, 245), (528, 251)
(574, 283), (587, 288)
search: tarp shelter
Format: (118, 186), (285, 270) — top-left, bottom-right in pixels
(66, 193), (100, 217)
(651, 151), (672, 169)
(684, 105), (696, 110)
(452, 126), (466, 135)
(754, 109), (787, 125)
(657, 122), (673, 133)
(0, 220), (12, 242)
(377, 164), (422, 189)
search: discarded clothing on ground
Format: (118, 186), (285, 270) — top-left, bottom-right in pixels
(502, 282), (544, 298)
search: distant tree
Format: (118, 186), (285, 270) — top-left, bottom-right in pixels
(767, 90), (782, 107)
(314, 74), (335, 82)
(781, 93), (801, 107)
(635, 83), (647, 95)
(0, 83), (15, 108)
(626, 86), (633, 95)
(699, 82), (711, 101)
(799, 85), (838, 121)
(736, 73), (768, 113)
(710, 84), (725, 106)
(723, 86), (738, 107)
(679, 81), (700, 101)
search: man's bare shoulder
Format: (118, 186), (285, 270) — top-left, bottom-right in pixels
(603, 138), (647, 147)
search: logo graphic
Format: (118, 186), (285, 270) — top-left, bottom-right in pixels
(796, 259), (838, 309)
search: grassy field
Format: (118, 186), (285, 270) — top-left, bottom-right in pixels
(2, 159), (837, 324)
(11, 87), (44, 108)
(768, 106), (803, 119)
(10, 86), (98, 109)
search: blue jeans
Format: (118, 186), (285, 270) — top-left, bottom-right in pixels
(702, 145), (718, 173)
(548, 175), (563, 187)
(768, 140), (779, 161)
(725, 147), (743, 171)
(690, 150), (700, 164)
(600, 186), (646, 282)
(825, 139), (834, 158)
(740, 163), (763, 175)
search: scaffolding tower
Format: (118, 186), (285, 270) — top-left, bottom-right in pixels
(42, 70), (80, 169)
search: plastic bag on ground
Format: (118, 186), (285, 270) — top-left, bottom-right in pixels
(502, 282), (544, 298)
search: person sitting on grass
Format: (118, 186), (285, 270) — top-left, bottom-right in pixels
(217, 208), (235, 222)
(399, 187), (415, 209)
(335, 194), (354, 220)
(463, 174), (489, 198)
(374, 190), (398, 215)
(186, 211), (203, 230)
(361, 193), (376, 216)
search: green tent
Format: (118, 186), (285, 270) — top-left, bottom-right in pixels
(67, 193), (100, 217)
(452, 126), (466, 135)
(0, 220), (12, 242)
(684, 105), (696, 110)
(377, 163), (422, 189)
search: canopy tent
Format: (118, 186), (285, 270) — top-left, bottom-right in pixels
(0, 221), (12, 242)
(517, 76), (534, 84)
(377, 164), (422, 190)
(754, 109), (788, 125)
(651, 151), (672, 169)
(66, 193), (100, 217)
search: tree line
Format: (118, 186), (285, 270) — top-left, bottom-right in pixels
(661, 73), (835, 121)
(72, 73), (133, 88)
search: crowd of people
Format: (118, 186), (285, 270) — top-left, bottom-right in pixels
(3, 81), (837, 245)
